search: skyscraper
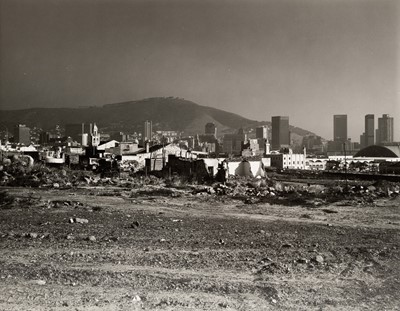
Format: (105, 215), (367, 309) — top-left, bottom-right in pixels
(271, 116), (290, 150)
(13, 124), (30, 145)
(256, 126), (268, 139)
(143, 120), (153, 144)
(364, 114), (374, 146)
(205, 122), (217, 137)
(333, 115), (347, 142)
(376, 114), (394, 145)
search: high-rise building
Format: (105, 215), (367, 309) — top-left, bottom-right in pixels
(364, 114), (374, 147)
(222, 128), (247, 155)
(14, 124), (31, 145)
(256, 126), (268, 139)
(205, 123), (217, 137)
(333, 115), (347, 142)
(376, 114), (394, 145)
(142, 120), (153, 144)
(271, 116), (290, 150)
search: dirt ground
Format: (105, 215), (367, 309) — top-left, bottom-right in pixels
(0, 185), (399, 310)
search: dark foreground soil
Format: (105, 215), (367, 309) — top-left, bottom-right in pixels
(0, 186), (399, 310)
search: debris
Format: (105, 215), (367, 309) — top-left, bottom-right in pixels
(130, 221), (140, 228)
(313, 255), (324, 264)
(132, 295), (141, 302)
(71, 218), (89, 224)
(28, 232), (38, 239)
(218, 302), (228, 308)
(88, 235), (96, 242)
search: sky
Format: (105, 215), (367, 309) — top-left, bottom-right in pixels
(0, 0), (399, 141)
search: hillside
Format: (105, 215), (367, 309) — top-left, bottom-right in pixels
(0, 97), (315, 140)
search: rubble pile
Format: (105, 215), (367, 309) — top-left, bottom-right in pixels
(1, 156), (399, 207)
(211, 177), (400, 207)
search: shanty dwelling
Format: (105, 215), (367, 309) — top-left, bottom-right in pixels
(226, 158), (270, 178)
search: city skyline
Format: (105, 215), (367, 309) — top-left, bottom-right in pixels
(0, 0), (399, 141)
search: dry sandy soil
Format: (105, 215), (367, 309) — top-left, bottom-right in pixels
(0, 185), (399, 310)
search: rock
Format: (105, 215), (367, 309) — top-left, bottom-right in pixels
(159, 238), (166, 243)
(259, 230), (265, 234)
(219, 239), (225, 245)
(60, 169), (67, 177)
(74, 218), (89, 224)
(218, 302), (228, 308)
(207, 187), (216, 194)
(53, 183), (60, 188)
(314, 255), (324, 264)
(130, 221), (140, 228)
(69, 218), (75, 223)
(66, 234), (74, 240)
(367, 185), (376, 192)
(132, 295), (141, 302)
(35, 280), (46, 285)
(28, 232), (38, 239)
(88, 235), (96, 242)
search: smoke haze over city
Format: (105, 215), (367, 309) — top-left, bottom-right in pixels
(1, 0), (399, 140)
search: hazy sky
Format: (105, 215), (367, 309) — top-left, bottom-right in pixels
(1, 0), (399, 140)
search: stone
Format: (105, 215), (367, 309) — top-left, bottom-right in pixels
(88, 236), (96, 242)
(53, 183), (60, 188)
(35, 280), (46, 286)
(314, 255), (324, 264)
(130, 221), (140, 228)
(132, 295), (141, 302)
(74, 218), (89, 224)
(66, 234), (74, 240)
(28, 232), (38, 239)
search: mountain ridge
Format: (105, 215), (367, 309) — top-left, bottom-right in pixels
(0, 97), (317, 143)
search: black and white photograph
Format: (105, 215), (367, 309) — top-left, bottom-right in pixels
(0, 0), (399, 310)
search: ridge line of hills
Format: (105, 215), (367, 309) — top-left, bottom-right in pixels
(0, 97), (317, 144)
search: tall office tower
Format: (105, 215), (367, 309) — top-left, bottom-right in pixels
(205, 122), (217, 137)
(333, 115), (347, 142)
(376, 114), (394, 145)
(143, 120), (153, 143)
(364, 114), (375, 146)
(256, 126), (268, 139)
(14, 124), (31, 145)
(271, 116), (290, 150)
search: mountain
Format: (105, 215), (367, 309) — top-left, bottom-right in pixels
(0, 97), (316, 143)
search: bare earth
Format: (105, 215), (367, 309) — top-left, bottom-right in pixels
(0, 186), (399, 310)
